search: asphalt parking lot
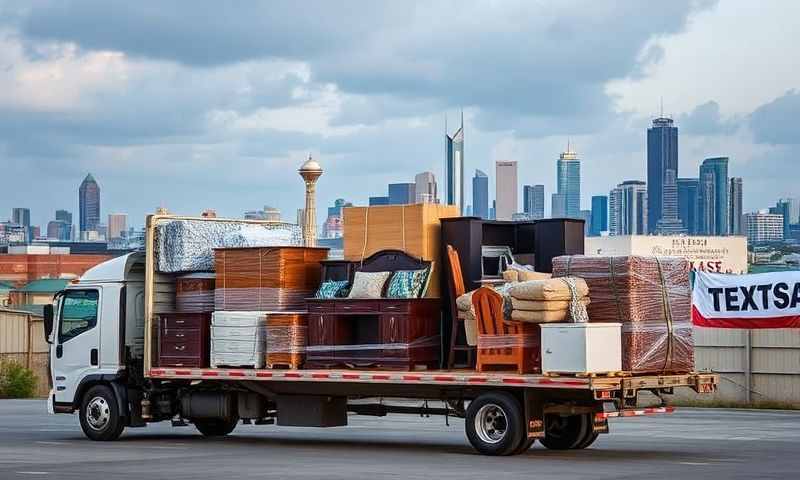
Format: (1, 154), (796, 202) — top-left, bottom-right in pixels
(0, 400), (798, 479)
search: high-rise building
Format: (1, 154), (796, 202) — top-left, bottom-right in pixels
(556, 145), (581, 219)
(388, 183), (416, 205)
(445, 113), (465, 214)
(79, 173), (101, 237)
(579, 209), (592, 235)
(609, 180), (647, 235)
(523, 185), (545, 220)
(107, 213), (128, 240)
(369, 196), (390, 206)
(414, 172), (438, 204)
(489, 200), (496, 220)
(551, 193), (567, 218)
(322, 199), (351, 239)
(472, 169), (489, 219)
(495, 161), (518, 220)
(743, 212), (783, 244)
(647, 116), (679, 234)
(590, 195), (608, 236)
(728, 178), (743, 235)
(55, 210), (73, 240)
(677, 178), (699, 235)
(771, 200), (793, 239)
(12, 208), (31, 242)
(698, 157), (728, 235)
(47, 220), (70, 240)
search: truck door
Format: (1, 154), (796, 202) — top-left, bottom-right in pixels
(51, 288), (101, 405)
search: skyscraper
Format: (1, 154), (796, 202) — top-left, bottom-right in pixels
(728, 177), (743, 235)
(12, 208), (31, 242)
(472, 169), (489, 219)
(445, 113), (465, 214)
(698, 157), (728, 235)
(388, 183), (416, 205)
(556, 145), (581, 219)
(54, 209), (73, 240)
(743, 212), (783, 244)
(523, 184), (545, 220)
(677, 178), (699, 235)
(771, 200), (793, 239)
(107, 213), (128, 240)
(495, 161), (518, 220)
(590, 195), (608, 236)
(609, 180), (647, 235)
(414, 172), (438, 204)
(551, 193), (567, 218)
(647, 116), (680, 234)
(79, 173), (101, 236)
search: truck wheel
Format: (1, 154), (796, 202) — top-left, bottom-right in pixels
(573, 415), (599, 449)
(465, 392), (524, 456)
(512, 437), (536, 455)
(539, 413), (589, 450)
(194, 417), (239, 437)
(79, 385), (125, 441)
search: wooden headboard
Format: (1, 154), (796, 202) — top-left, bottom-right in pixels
(357, 249), (431, 273)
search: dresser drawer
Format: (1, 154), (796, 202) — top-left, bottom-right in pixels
(159, 356), (205, 368)
(308, 301), (334, 313)
(160, 313), (209, 329)
(335, 301), (379, 313)
(380, 301), (409, 313)
(160, 340), (203, 357)
(161, 328), (202, 343)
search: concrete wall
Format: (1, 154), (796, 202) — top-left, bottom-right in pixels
(0, 309), (49, 397)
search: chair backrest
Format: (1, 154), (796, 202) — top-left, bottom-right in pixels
(472, 287), (507, 336)
(446, 245), (466, 298)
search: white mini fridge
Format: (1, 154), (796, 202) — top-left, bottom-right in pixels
(540, 323), (622, 374)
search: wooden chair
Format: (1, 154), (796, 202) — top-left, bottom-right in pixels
(446, 245), (476, 369)
(471, 287), (540, 374)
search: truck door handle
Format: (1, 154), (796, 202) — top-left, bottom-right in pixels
(56, 345), (63, 358)
(90, 348), (98, 366)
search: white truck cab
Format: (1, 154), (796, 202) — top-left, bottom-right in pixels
(45, 252), (146, 439)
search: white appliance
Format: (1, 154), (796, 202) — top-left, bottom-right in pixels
(539, 323), (622, 374)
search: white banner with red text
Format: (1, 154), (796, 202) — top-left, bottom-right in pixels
(692, 271), (800, 328)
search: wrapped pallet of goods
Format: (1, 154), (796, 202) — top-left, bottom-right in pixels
(175, 273), (216, 313)
(214, 246), (328, 311)
(551, 255), (694, 374)
(265, 312), (308, 369)
(210, 311), (268, 368)
(342, 203), (459, 297)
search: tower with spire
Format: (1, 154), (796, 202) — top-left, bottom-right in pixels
(647, 100), (684, 234)
(444, 110), (465, 214)
(553, 141), (581, 219)
(79, 173), (101, 239)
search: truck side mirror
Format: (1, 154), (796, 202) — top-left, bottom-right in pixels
(43, 304), (54, 344)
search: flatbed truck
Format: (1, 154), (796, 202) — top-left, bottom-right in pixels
(44, 214), (718, 456)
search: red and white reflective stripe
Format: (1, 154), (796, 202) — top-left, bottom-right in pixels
(147, 368), (593, 389)
(596, 406), (675, 419)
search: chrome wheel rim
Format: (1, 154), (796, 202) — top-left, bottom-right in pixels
(86, 397), (110, 431)
(474, 404), (508, 444)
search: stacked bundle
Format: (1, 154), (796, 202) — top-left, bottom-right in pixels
(175, 273), (216, 313)
(210, 311), (268, 368)
(507, 277), (589, 323)
(551, 255), (694, 373)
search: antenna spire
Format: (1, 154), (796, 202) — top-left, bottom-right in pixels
(660, 97), (664, 118)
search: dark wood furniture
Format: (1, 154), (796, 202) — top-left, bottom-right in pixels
(307, 250), (441, 370)
(472, 287), (540, 374)
(306, 298), (440, 370)
(445, 245), (476, 369)
(158, 313), (211, 368)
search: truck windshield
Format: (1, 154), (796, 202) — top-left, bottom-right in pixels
(59, 290), (99, 343)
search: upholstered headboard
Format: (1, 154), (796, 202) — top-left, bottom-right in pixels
(357, 249), (431, 273)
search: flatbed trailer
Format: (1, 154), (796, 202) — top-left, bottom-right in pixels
(44, 214), (720, 456)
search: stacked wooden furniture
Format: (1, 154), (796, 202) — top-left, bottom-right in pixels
(158, 313), (211, 368)
(306, 250), (441, 370)
(214, 246), (328, 311)
(265, 312), (308, 369)
(472, 287), (541, 374)
(445, 245), (476, 369)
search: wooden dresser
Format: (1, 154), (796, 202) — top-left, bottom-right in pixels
(305, 299), (440, 370)
(158, 313), (211, 368)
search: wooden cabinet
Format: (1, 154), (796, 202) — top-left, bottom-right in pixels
(306, 299), (440, 370)
(158, 313), (210, 368)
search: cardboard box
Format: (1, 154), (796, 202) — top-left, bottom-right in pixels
(343, 204), (459, 298)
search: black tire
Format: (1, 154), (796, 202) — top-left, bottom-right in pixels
(465, 392), (524, 456)
(194, 416), (239, 437)
(539, 414), (589, 450)
(512, 436), (536, 455)
(79, 385), (125, 441)
(572, 414), (599, 449)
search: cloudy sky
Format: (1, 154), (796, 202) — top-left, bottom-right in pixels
(1, 0), (798, 230)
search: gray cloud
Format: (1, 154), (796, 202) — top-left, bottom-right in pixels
(749, 90), (800, 145)
(678, 100), (740, 135)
